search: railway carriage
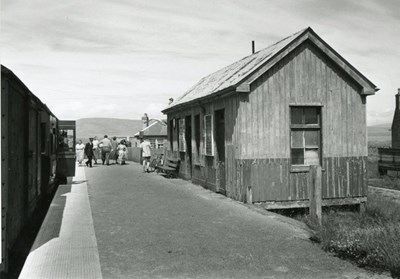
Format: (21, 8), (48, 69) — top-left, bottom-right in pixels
(1, 65), (76, 273)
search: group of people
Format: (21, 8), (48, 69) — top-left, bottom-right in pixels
(76, 135), (128, 167)
(76, 136), (152, 172)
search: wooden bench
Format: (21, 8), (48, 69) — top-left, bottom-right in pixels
(159, 157), (179, 178)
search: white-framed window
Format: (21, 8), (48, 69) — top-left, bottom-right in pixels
(290, 106), (321, 166)
(178, 118), (186, 152)
(149, 139), (156, 149)
(204, 114), (214, 156)
(169, 119), (174, 151)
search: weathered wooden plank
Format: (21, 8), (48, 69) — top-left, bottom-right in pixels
(258, 196), (367, 210)
(321, 159), (327, 198)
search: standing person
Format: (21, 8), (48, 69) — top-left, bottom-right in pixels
(140, 138), (151, 172)
(100, 135), (112, 165)
(111, 136), (119, 164)
(92, 136), (99, 164)
(75, 140), (85, 166)
(84, 138), (94, 167)
(117, 139), (128, 165)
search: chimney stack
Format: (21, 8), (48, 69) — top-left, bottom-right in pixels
(252, 41), (255, 54)
(141, 113), (149, 130)
(393, 89), (400, 148)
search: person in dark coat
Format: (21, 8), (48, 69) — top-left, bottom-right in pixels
(84, 138), (94, 167)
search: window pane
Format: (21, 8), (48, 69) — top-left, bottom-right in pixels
(58, 129), (74, 152)
(179, 118), (186, 152)
(305, 107), (318, 124)
(291, 148), (304, 165)
(169, 120), (174, 151)
(305, 149), (319, 165)
(291, 107), (303, 124)
(291, 130), (304, 148)
(305, 130), (319, 148)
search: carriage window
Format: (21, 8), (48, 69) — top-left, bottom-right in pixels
(58, 129), (74, 152)
(41, 123), (47, 153)
(290, 107), (321, 166)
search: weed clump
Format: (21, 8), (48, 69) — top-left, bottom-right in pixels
(302, 194), (400, 278)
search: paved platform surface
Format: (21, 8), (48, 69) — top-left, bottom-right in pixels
(85, 162), (388, 279)
(20, 162), (390, 278)
(19, 165), (102, 279)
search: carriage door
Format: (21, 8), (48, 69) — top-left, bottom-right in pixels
(215, 109), (226, 194)
(56, 120), (76, 180)
(27, 103), (40, 215)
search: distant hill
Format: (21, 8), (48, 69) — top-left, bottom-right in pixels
(77, 118), (143, 140)
(77, 119), (392, 145)
(367, 123), (391, 144)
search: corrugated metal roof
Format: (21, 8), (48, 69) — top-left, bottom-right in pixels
(165, 28), (308, 111)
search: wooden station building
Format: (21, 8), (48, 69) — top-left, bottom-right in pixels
(162, 27), (378, 209)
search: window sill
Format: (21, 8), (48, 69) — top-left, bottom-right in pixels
(290, 165), (325, 173)
(290, 165), (310, 173)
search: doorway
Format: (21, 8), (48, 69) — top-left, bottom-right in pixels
(185, 115), (192, 179)
(214, 109), (226, 194)
(56, 120), (76, 181)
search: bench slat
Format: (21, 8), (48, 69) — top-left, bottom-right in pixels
(158, 157), (179, 178)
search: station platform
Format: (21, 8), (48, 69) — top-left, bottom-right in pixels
(19, 164), (102, 279)
(19, 161), (389, 279)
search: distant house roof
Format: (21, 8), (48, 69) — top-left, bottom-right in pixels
(163, 27), (378, 113)
(134, 120), (167, 137)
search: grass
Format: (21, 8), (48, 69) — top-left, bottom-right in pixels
(300, 193), (400, 278)
(369, 176), (400, 191)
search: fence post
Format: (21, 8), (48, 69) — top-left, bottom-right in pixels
(246, 186), (252, 204)
(309, 165), (322, 226)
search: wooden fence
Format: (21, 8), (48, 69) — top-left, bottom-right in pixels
(378, 148), (400, 175)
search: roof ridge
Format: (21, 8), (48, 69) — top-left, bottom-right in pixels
(165, 27), (311, 111)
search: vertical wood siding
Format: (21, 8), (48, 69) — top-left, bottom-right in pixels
(234, 41), (367, 202)
(238, 42), (366, 160)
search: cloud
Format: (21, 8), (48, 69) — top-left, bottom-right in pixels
(367, 108), (394, 125)
(1, 0), (399, 124)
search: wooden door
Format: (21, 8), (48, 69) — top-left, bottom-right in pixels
(185, 115), (192, 179)
(215, 109), (226, 194)
(28, 104), (39, 214)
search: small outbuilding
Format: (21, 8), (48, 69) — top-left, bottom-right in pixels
(162, 27), (378, 209)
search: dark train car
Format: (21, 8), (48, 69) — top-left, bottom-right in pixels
(0, 65), (76, 273)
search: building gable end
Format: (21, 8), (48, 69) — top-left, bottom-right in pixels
(236, 30), (378, 95)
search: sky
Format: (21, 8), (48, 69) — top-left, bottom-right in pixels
(1, 0), (399, 125)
